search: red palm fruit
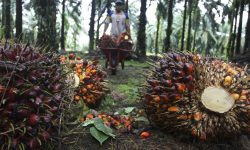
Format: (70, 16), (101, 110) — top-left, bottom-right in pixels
(50, 106), (58, 113)
(86, 114), (94, 120)
(175, 83), (186, 93)
(0, 85), (5, 93)
(27, 138), (38, 149)
(183, 75), (193, 83)
(168, 106), (180, 112)
(18, 108), (30, 118)
(52, 83), (62, 93)
(169, 94), (181, 101)
(147, 79), (160, 87)
(193, 112), (203, 121)
(184, 63), (194, 74)
(68, 53), (76, 60)
(4, 50), (16, 61)
(140, 131), (150, 139)
(160, 94), (169, 102)
(26, 89), (38, 97)
(28, 114), (40, 126)
(173, 53), (181, 61)
(41, 131), (50, 142)
(11, 139), (18, 149)
(162, 80), (172, 87)
(173, 70), (185, 77)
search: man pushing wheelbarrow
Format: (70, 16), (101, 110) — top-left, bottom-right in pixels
(99, 0), (133, 75)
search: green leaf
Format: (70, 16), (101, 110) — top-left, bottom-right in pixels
(135, 116), (149, 124)
(94, 119), (115, 138)
(82, 119), (95, 127)
(124, 107), (135, 114)
(90, 127), (109, 145)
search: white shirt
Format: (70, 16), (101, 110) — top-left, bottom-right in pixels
(105, 11), (129, 38)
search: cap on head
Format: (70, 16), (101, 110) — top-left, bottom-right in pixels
(115, 0), (124, 5)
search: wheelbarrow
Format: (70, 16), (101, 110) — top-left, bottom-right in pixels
(100, 47), (132, 75)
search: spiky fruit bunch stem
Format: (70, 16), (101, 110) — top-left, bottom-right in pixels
(0, 43), (68, 149)
(142, 52), (250, 140)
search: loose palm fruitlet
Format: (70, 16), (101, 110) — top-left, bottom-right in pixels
(0, 43), (68, 149)
(65, 54), (108, 108)
(142, 52), (250, 140)
(84, 113), (133, 132)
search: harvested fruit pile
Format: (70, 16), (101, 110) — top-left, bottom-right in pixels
(116, 32), (133, 50)
(99, 35), (116, 48)
(63, 53), (108, 108)
(99, 33), (133, 51)
(0, 43), (68, 149)
(142, 52), (250, 140)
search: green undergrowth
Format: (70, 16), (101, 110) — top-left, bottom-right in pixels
(99, 60), (150, 113)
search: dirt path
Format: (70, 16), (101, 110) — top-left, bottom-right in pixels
(63, 60), (250, 150)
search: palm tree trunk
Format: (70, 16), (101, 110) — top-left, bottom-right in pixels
(15, 0), (22, 40)
(180, 0), (188, 51)
(244, 2), (250, 53)
(227, 16), (234, 59)
(235, 0), (244, 55)
(95, 0), (101, 48)
(88, 0), (96, 52)
(34, 0), (58, 51)
(155, 14), (160, 55)
(2, 0), (5, 28)
(5, 0), (11, 39)
(136, 0), (147, 58)
(192, 28), (197, 52)
(165, 0), (174, 52)
(191, 0), (199, 52)
(60, 0), (66, 51)
(231, 2), (239, 57)
(186, 0), (193, 51)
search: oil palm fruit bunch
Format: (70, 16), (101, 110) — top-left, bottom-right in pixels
(142, 52), (250, 140)
(99, 35), (116, 48)
(65, 54), (108, 108)
(0, 43), (68, 149)
(116, 32), (133, 51)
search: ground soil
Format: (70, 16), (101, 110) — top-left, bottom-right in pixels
(61, 59), (250, 150)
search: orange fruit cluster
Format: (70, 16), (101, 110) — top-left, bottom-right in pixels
(84, 113), (133, 132)
(62, 53), (108, 108)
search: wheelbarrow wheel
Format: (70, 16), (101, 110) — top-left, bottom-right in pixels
(111, 68), (116, 75)
(121, 61), (124, 70)
(105, 60), (108, 68)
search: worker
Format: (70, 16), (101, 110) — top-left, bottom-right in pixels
(103, 0), (130, 38)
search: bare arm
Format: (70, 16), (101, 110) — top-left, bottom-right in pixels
(103, 23), (109, 35)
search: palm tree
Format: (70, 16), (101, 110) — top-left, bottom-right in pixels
(164, 0), (174, 52)
(88, 0), (96, 52)
(2, 0), (5, 28)
(4, 0), (11, 39)
(60, 0), (66, 51)
(62, 0), (81, 51)
(136, 0), (147, 58)
(192, 1), (201, 52)
(33, 0), (58, 51)
(244, 2), (250, 53)
(235, 0), (245, 55)
(16, 0), (23, 40)
(186, 0), (193, 51)
(231, 1), (239, 57)
(180, 0), (188, 51)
